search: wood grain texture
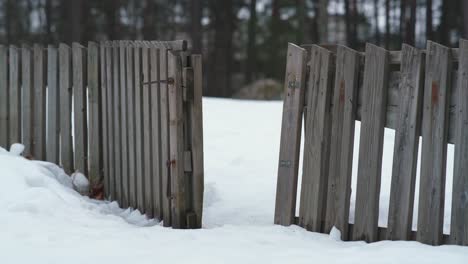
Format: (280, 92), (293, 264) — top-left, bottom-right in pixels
(141, 43), (153, 216)
(126, 43), (136, 208)
(274, 43), (307, 226)
(149, 43), (162, 219)
(299, 45), (334, 232)
(159, 44), (172, 226)
(46, 46), (59, 164)
(105, 43), (115, 198)
(324, 45), (360, 239)
(417, 41), (451, 246)
(21, 46), (33, 157)
(168, 50), (186, 228)
(112, 41), (122, 203)
(88, 42), (102, 189)
(450, 39), (468, 246)
(134, 42), (144, 211)
(100, 43), (109, 197)
(119, 41), (129, 207)
(9, 46), (21, 146)
(0, 45), (7, 148)
(387, 44), (424, 241)
(59, 44), (74, 173)
(353, 43), (389, 243)
(190, 54), (204, 228)
(72, 43), (88, 175)
(33, 44), (46, 160)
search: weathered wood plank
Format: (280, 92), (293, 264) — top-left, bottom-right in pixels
(126, 43), (136, 208)
(134, 42), (145, 211)
(33, 44), (46, 160)
(189, 54), (204, 228)
(274, 43), (307, 226)
(59, 44), (74, 173)
(9, 46), (21, 146)
(142, 43), (153, 216)
(168, 50), (186, 228)
(353, 43), (389, 243)
(100, 42), (109, 197)
(0, 45), (7, 148)
(46, 45), (59, 164)
(105, 43), (115, 198)
(450, 39), (468, 246)
(21, 46), (33, 157)
(387, 44), (424, 241)
(88, 42), (102, 190)
(149, 43), (162, 219)
(417, 41), (452, 246)
(159, 44), (172, 226)
(324, 46), (360, 239)
(119, 41), (129, 207)
(112, 41), (122, 203)
(299, 45), (334, 232)
(150, 40), (187, 52)
(72, 43), (88, 175)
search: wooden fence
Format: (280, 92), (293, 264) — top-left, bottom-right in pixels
(0, 40), (204, 229)
(275, 39), (468, 246)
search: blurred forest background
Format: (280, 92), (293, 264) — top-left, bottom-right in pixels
(0, 0), (467, 98)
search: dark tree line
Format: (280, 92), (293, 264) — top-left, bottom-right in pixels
(0, 0), (467, 97)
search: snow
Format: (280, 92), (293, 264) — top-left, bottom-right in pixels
(0, 98), (467, 263)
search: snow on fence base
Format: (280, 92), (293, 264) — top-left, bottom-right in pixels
(0, 40), (204, 229)
(275, 40), (468, 246)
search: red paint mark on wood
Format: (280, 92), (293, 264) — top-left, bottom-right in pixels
(431, 81), (439, 105)
(339, 79), (345, 105)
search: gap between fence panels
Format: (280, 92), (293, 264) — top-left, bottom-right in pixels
(0, 39), (204, 230)
(275, 39), (468, 246)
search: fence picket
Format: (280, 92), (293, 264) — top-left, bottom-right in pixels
(88, 42), (102, 190)
(59, 44), (73, 173)
(72, 43), (88, 175)
(9, 46), (21, 146)
(324, 46), (360, 239)
(299, 45), (334, 232)
(353, 44), (389, 242)
(387, 44), (424, 240)
(119, 41), (129, 207)
(134, 42), (144, 211)
(100, 43), (109, 197)
(105, 42), (115, 199)
(46, 45), (59, 164)
(33, 44), (46, 160)
(126, 43), (136, 208)
(0, 45), (7, 148)
(112, 41), (122, 203)
(417, 41), (452, 246)
(150, 43), (162, 219)
(274, 43), (307, 226)
(21, 46), (33, 157)
(451, 39), (468, 246)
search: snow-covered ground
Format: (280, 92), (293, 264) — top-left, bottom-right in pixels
(1, 98), (467, 263)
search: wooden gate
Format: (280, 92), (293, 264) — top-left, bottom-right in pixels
(274, 39), (468, 246)
(0, 40), (204, 229)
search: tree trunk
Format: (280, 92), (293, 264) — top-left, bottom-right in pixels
(143, 0), (158, 40)
(462, 0), (468, 39)
(191, 0), (202, 53)
(317, 0), (328, 43)
(70, 0), (83, 43)
(5, 0), (12, 44)
(345, 0), (357, 48)
(400, 0), (416, 45)
(439, 0), (449, 45)
(45, 0), (53, 43)
(374, 0), (380, 45)
(426, 0), (433, 41)
(208, 0), (234, 97)
(385, 0), (390, 49)
(246, 0), (257, 84)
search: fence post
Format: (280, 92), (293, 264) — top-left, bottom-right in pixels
(274, 43), (307, 226)
(168, 50), (186, 228)
(59, 44), (74, 174)
(0, 45), (7, 149)
(21, 45), (34, 157)
(9, 46), (21, 146)
(33, 44), (46, 160)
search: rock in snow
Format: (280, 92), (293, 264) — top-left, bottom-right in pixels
(71, 171), (89, 195)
